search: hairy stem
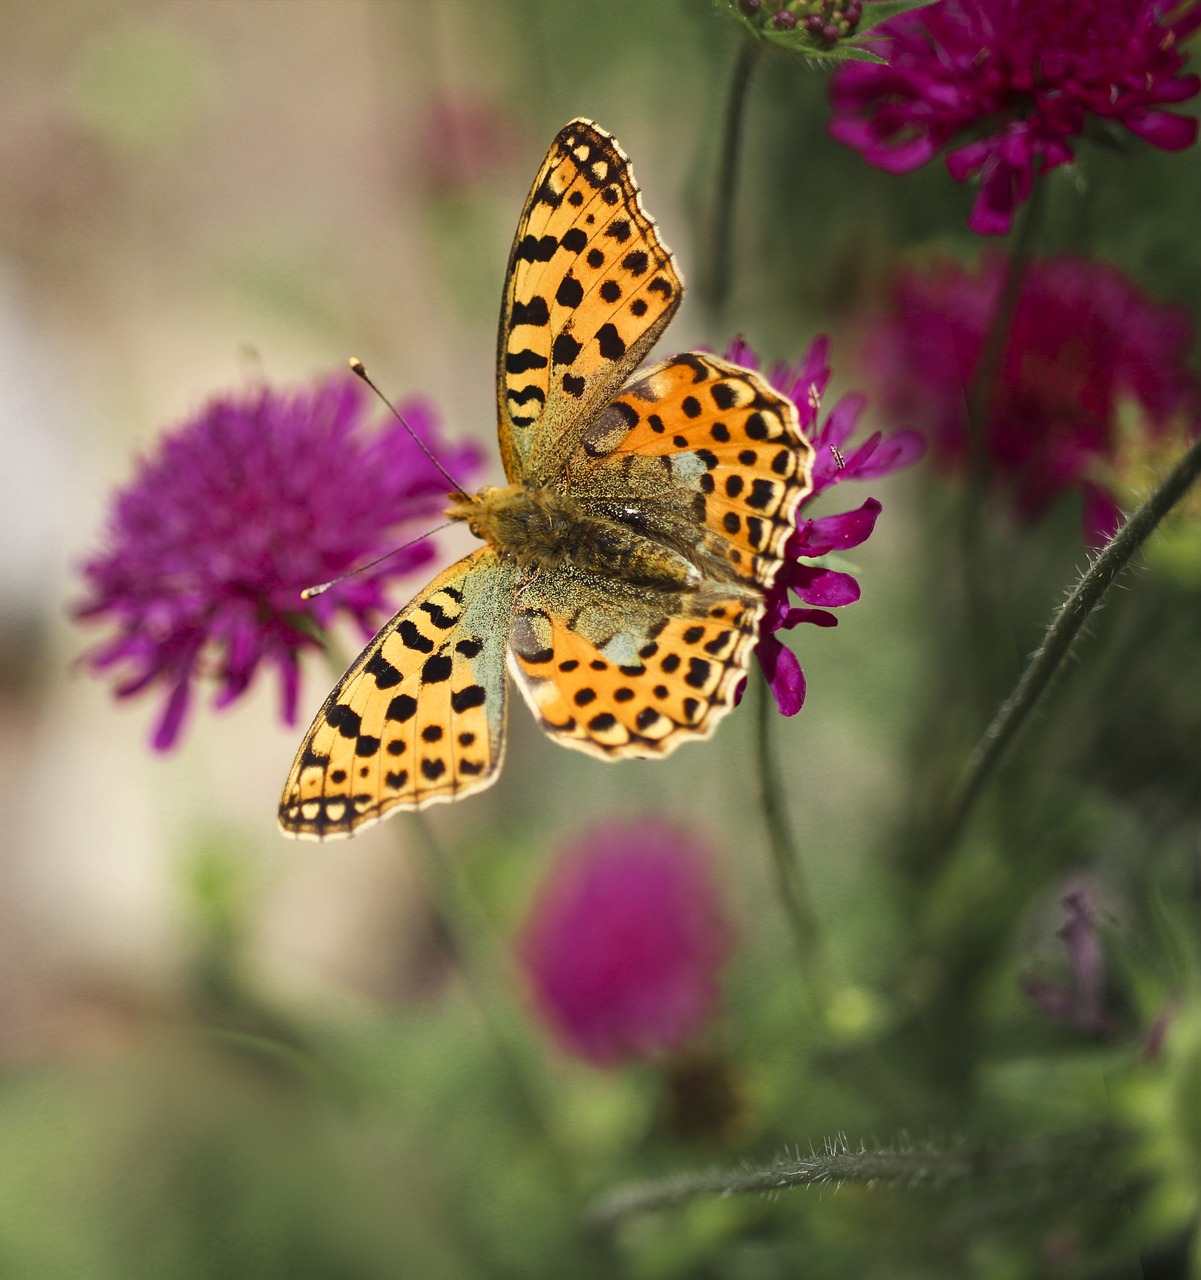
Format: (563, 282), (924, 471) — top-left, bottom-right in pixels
(704, 35), (762, 317)
(588, 1129), (1117, 1230)
(947, 430), (1201, 844)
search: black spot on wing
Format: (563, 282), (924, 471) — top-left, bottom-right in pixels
(398, 620), (434, 653)
(556, 273), (584, 308)
(364, 653), (402, 689)
(506, 349), (549, 375)
(386, 694), (417, 723)
(326, 703), (361, 738)
(552, 333), (582, 366)
(597, 323), (626, 361)
(514, 233), (558, 263)
(510, 295), (550, 327)
(422, 654), (453, 684)
(451, 685), (487, 712)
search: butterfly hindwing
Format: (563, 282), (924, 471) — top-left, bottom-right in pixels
(279, 550), (517, 838)
(508, 572), (762, 760)
(496, 118), (683, 486)
(567, 353), (815, 593)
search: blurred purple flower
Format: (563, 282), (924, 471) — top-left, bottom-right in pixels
(869, 253), (1200, 544)
(726, 337), (925, 715)
(520, 821), (730, 1068)
(416, 94), (521, 195)
(76, 375), (481, 750)
(1024, 888), (1109, 1034)
(829, 0), (1201, 235)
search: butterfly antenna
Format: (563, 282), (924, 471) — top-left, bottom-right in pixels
(301, 522), (455, 599)
(349, 358), (469, 497)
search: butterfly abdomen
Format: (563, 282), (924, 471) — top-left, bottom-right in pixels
(451, 484), (699, 592)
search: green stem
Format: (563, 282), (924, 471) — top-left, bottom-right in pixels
(956, 180), (1046, 705)
(946, 430), (1201, 846)
(588, 1129), (1117, 1230)
(704, 35), (762, 318)
(754, 671), (831, 1008)
(963, 180), (1046, 500)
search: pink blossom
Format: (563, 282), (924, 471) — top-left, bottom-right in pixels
(829, 0), (1201, 235)
(868, 254), (1199, 543)
(727, 337), (924, 714)
(520, 821), (730, 1067)
(77, 376), (481, 749)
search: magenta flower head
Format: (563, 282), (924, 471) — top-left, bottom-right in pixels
(869, 254), (1200, 543)
(725, 337), (925, 715)
(520, 821), (731, 1068)
(829, 0), (1201, 235)
(76, 374), (481, 750)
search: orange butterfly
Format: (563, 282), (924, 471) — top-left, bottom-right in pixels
(279, 119), (814, 837)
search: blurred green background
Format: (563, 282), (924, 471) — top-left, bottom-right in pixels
(3, 1), (1201, 1276)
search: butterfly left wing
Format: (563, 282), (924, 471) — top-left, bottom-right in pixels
(508, 571), (762, 760)
(496, 118), (682, 486)
(279, 549), (518, 838)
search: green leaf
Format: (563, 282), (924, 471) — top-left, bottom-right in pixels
(855, 0), (939, 32)
(804, 43), (890, 64)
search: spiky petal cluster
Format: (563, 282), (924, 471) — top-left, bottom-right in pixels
(77, 375), (481, 749)
(520, 821), (731, 1067)
(829, 0), (1201, 234)
(867, 254), (1199, 543)
(726, 337), (925, 714)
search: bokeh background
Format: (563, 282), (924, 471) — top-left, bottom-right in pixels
(3, 1), (1201, 1276)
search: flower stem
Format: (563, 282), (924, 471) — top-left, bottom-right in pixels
(588, 1129), (1117, 1231)
(963, 181), (1045, 500)
(946, 429), (1201, 845)
(754, 671), (831, 1008)
(956, 180), (1047, 704)
(704, 35), (762, 318)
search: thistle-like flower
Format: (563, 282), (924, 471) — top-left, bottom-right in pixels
(77, 375), (481, 749)
(726, 337), (925, 714)
(520, 821), (730, 1067)
(867, 254), (1199, 542)
(829, 0), (1201, 234)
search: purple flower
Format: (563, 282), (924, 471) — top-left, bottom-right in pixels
(1023, 888), (1109, 1034)
(76, 375), (481, 750)
(726, 337), (925, 715)
(829, 0), (1201, 235)
(868, 254), (1200, 544)
(519, 821), (731, 1068)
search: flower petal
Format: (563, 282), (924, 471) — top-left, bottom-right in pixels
(757, 635), (808, 717)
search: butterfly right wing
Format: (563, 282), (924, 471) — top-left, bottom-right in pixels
(279, 549), (518, 839)
(496, 118), (683, 486)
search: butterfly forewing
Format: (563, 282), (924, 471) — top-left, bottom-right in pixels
(279, 551), (517, 838)
(496, 118), (682, 485)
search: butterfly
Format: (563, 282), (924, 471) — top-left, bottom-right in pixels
(279, 119), (814, 838)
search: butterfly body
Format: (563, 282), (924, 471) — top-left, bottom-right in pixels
(448, 483), (712, 593)
(279, 120), (814, 838)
